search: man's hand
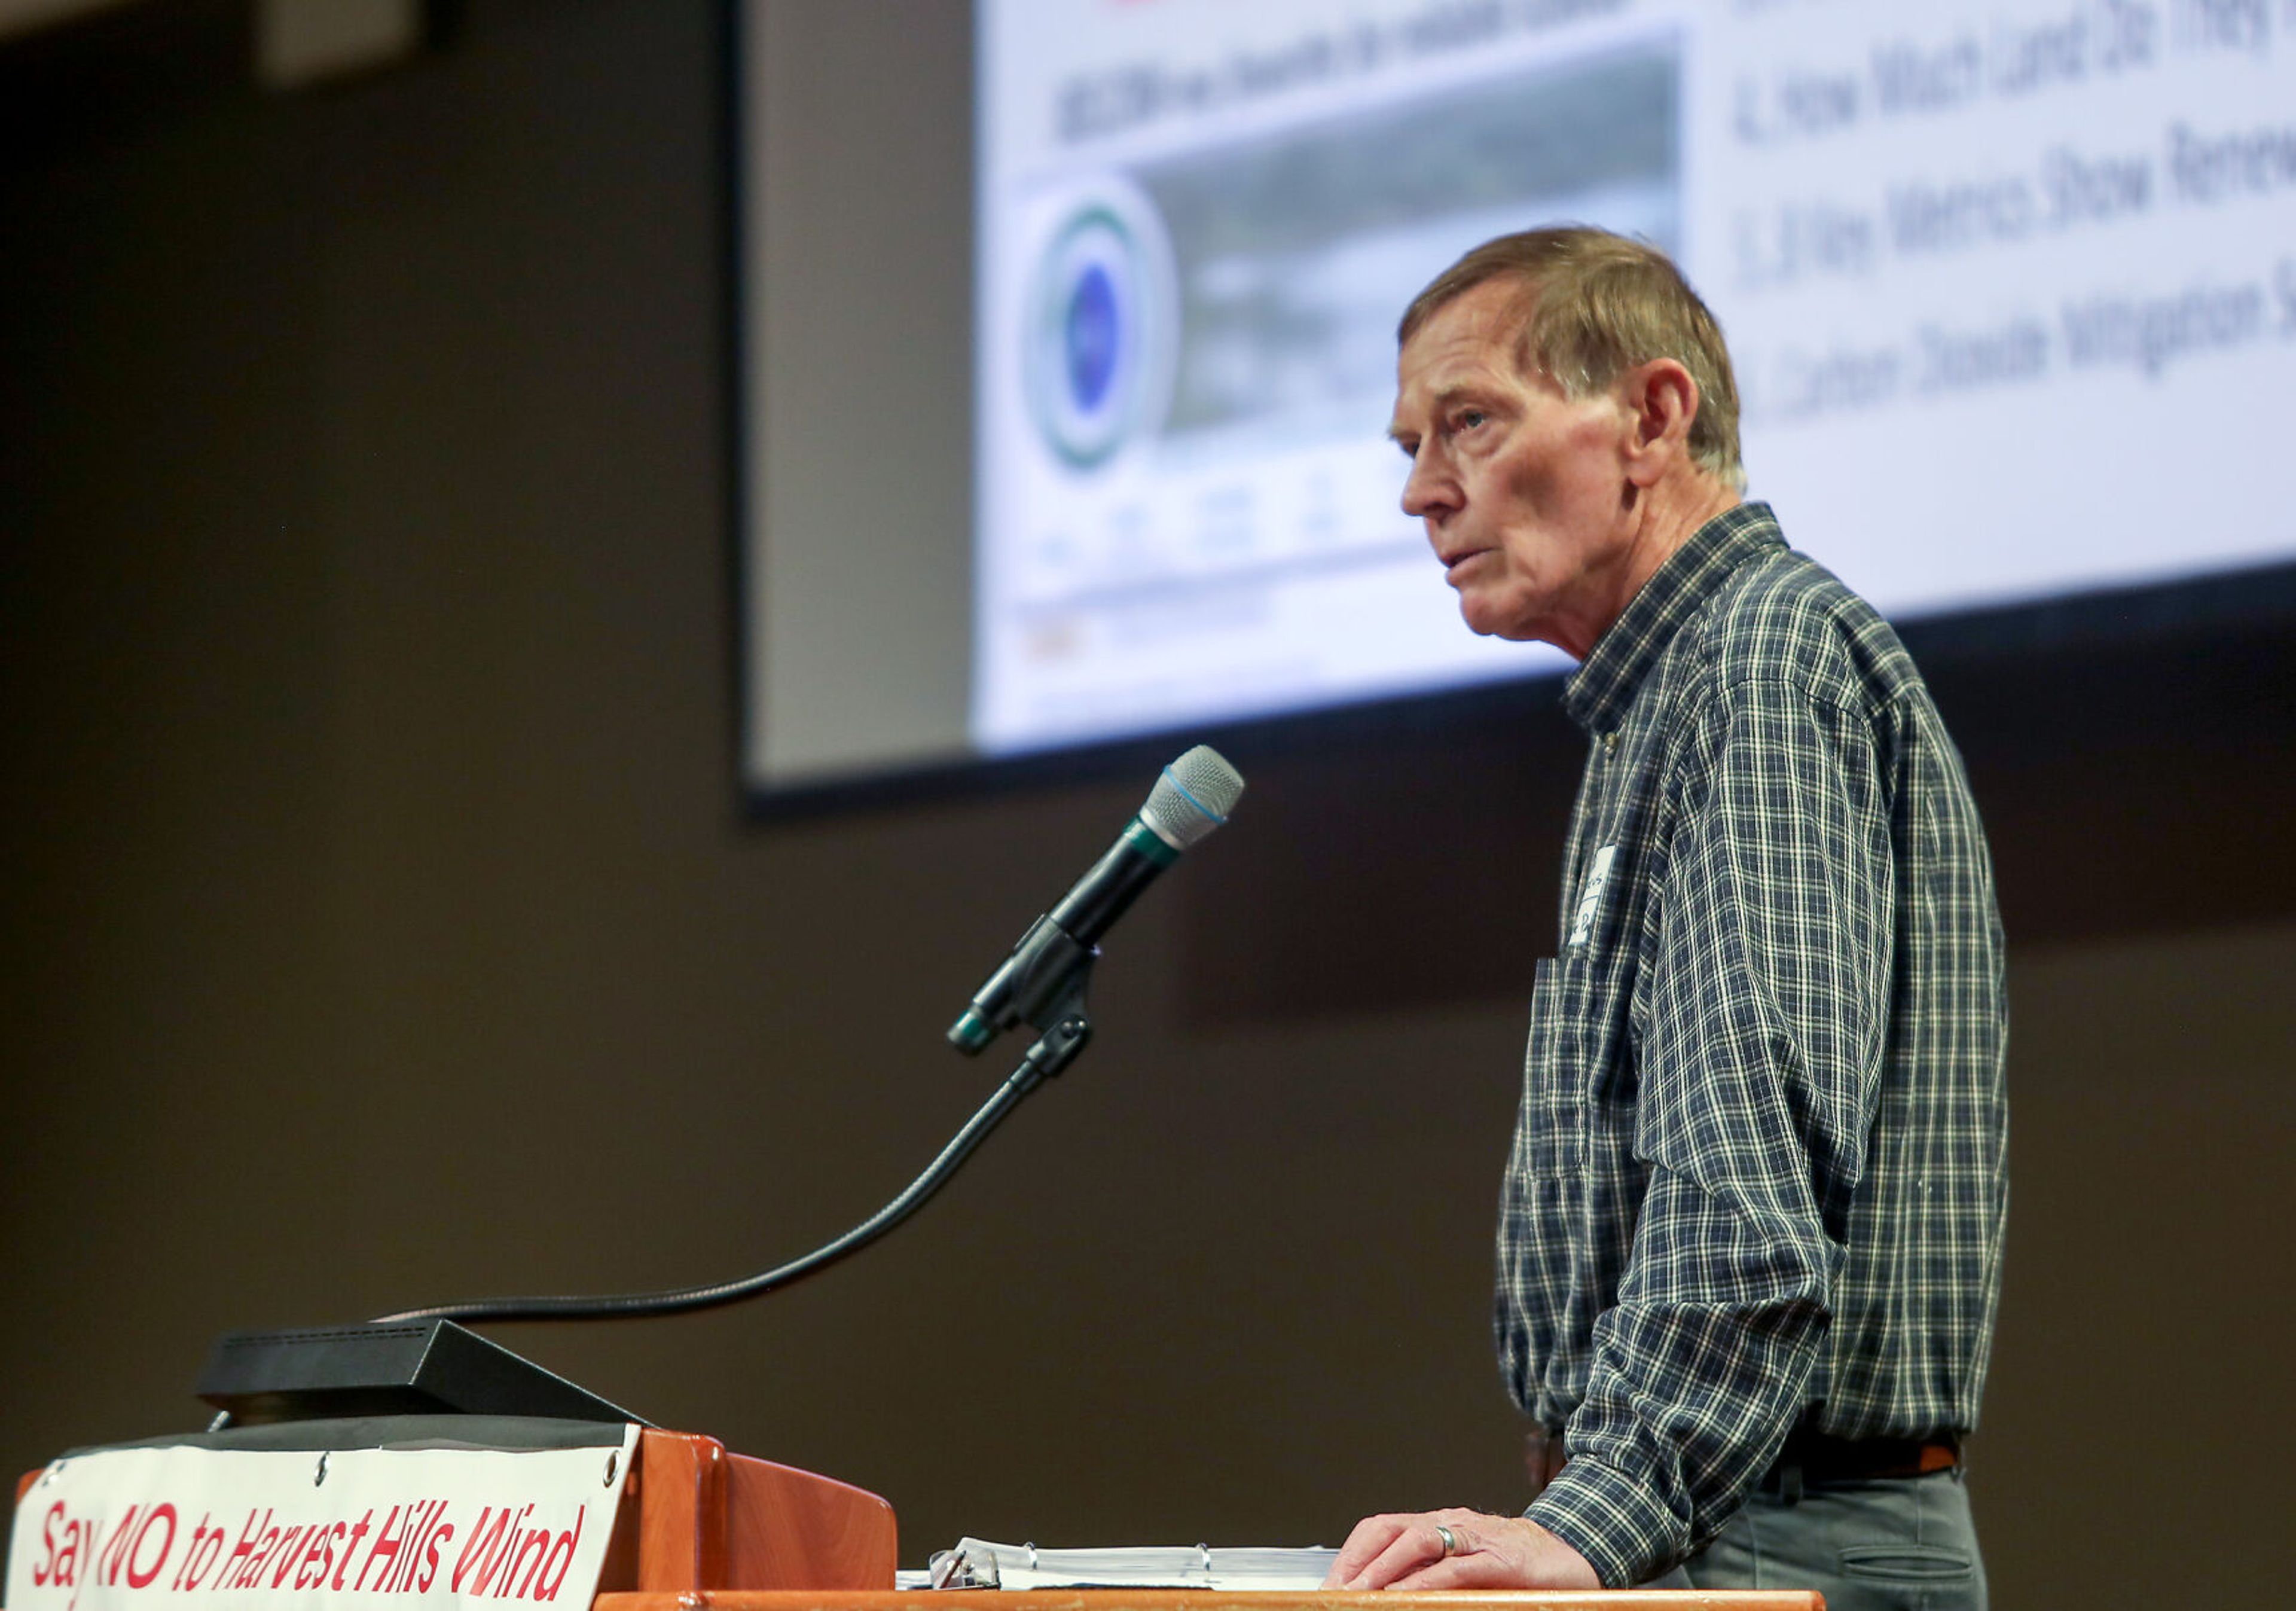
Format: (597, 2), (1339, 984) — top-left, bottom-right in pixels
(1321, 1508), (1600, 1591)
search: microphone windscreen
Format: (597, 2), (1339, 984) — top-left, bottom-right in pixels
(1140, 745), (1245, 850)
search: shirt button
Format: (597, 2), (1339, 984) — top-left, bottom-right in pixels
(1604, 732), (1619, 754)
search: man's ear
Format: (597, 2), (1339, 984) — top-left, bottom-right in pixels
(1619, 358), (1700, 488)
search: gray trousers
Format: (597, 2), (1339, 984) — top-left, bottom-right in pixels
(1642, 1469), (1986, 1610)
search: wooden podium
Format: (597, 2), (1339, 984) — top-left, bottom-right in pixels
(14, 1429), (1818, 1609)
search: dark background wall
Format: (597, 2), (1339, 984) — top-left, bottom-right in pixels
(2, 4), (2292, 1608)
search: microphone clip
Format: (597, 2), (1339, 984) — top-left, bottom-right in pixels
(1016, 986), (1094, 1084)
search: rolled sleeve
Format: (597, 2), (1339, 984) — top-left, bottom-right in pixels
(1528, 1453), (1689, 1589)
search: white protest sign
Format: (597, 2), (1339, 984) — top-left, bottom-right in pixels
(6, 1428), (638, 1611)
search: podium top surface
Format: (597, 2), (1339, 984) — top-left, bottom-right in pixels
(596, 1592), (1822, 1610)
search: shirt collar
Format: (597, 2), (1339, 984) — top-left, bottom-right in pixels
(1561, 501), (1785, 735)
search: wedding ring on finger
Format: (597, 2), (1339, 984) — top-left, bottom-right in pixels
(1434, 1524), (1458, 1558)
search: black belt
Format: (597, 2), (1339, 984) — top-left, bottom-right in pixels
(1759, 1428), (1963, 1503)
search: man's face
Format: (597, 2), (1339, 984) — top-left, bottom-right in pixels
(1389, 279), (1639, 658)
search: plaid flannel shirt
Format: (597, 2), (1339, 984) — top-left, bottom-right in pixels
(1496, 502), (2008, 1587)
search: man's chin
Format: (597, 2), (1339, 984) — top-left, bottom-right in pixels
(1457, 599), (1564, 652)
(1456, 594), (1526, 640)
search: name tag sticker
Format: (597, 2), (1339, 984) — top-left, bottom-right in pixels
(1567, 844), (1617, 950)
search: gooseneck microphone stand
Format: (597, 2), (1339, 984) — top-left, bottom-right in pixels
(196, 962), (1101, 1429)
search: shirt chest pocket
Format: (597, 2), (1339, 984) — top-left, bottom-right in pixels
(1516, 956), (1589, 1174)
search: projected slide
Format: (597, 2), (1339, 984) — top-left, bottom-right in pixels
(976, 0), (2296, 757)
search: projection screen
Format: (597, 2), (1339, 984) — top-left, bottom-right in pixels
(740, 0), (2296, 800)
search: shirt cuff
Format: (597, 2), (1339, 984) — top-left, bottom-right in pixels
(1525, 1457), (1684, 1590)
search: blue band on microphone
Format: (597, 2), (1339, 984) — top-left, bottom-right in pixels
(1162, 766), (1226, 825)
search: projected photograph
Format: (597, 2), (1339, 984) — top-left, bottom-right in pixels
(978, 23), (1682, 754)
(1147, 47), (1678, 454)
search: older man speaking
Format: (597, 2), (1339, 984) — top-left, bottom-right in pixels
(1325, 229), (2007, 1610)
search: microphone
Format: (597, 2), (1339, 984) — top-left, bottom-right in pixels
(948, 744), (1245, 1057)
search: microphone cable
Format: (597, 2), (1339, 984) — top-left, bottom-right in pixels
(375, 1048), (1055, 1324)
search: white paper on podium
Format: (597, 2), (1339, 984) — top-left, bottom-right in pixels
(919, 1537), (1341, 1591)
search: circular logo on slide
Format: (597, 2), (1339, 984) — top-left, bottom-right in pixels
(1023, 181), (1176, 471)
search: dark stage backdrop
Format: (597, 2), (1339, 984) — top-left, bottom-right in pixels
(1, 5), (2291, 1610)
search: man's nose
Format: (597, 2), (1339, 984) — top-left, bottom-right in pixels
(1401, 454), (1456, 521)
